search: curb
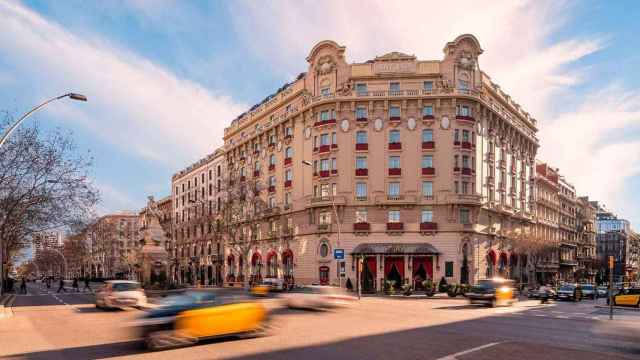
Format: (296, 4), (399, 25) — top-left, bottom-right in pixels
(594, 305), (640, 312)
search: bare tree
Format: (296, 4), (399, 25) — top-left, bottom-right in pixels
(0, 114), (99, 284)
(503, 222), (557, 286)
(217, 169), (269, 289)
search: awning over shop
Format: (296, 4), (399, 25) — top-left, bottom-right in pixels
(351, 243), (440, 256)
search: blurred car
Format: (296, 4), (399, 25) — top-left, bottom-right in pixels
(597, 286), (608, 298)
(467, 278), (517, 307)
(607, 288), (640, 307)
(95, 280), (146, 309)
(282, 285), (356, 310)
(556, 284), (583, 301)
(527, 287), (556, 299)
(134, 291), (269, 350)
(250, 278), (287, 297)
(580, 284), (596, 299)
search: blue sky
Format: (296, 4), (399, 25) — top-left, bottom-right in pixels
(1, 0), (639, 230)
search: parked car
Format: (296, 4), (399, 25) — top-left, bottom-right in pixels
(556, 284), (583, 301)
(467, 278), (517, 307)
(282, 286), (356, 310)
(596, 286), (608, 298)
(133, 291), (269, 350)
(527, 287), (556, 299)
(580, 284), (596, 299)
(607, 288), (640, 307)
(95, 280), (147, 309)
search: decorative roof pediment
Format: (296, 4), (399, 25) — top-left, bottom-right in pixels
(374, 51), (416, 62)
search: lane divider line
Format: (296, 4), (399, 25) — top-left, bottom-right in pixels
(436, 342), (502, 360)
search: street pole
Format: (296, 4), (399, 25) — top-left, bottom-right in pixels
(608, 255), (614, 320)
(0, 92), (86, 296)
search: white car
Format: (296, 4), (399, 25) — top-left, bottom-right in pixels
(283, 285), (356, 310)
(95, 280), (147, 309)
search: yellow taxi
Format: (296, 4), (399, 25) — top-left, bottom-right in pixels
(134, 291), (270, 350)
(610, 288), (640, 307)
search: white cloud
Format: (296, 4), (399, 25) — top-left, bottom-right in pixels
(0, 1), (246, 168)
(95, 182), (141, 215)
(230, 0), (640, 225)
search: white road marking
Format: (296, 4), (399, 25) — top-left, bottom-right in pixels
(436, 342), (502, 360)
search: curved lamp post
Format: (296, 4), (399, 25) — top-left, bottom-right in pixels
(0, 93), (87, 295)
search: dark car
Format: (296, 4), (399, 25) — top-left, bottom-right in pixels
(556, 284), (583, 301)
(467, 278), (517, 307)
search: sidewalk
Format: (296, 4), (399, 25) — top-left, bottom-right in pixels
(0, 293), (15, 319)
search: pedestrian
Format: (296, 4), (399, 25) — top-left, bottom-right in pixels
(83, 277), (92, 293)
(72, 277), (79, 292)
(57, 278), (67, 293)
(20, 278), (27, 294)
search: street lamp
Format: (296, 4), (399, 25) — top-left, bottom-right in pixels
(0, 92), (86, 295)
(301, 160), (343, 288)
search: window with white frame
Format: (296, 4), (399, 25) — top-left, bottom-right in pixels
(355, 83), (368, 95)
(388, 210), (400, 223)
(462, 155), (469, 168)
(388, 182), (400, 196)
(269, 176), (276, 186)
(462, 130), (470, 142)
(320, 110), (330, 121)
(356, 106), (367, 118)
(356, 131), (367, 144)
(319, 211), (332, 224)
(332, 183), (337, 196)
(389, 106), (401, 118)
(459, 208), (471, 224)
(285, 192), (291, 205)
(457, 105), (471, 117)
(389, 130), (400, 143)
(268, 196), (275, 208)
(320, 183), (329, 197)
(356, 182), (367, 198)
(320, 159), (330, 171)
(422, 105), (433, 116)
(331, 132), (337, 145)
(320, 133), (329, 145)
(422, 181), (433, 197)
(389, 82), (400, 92)
(320, 88), (330, 97)
(356, 156), (367, 169)
(285, 126), (293, 136)
(389, 156), (400, 169)
(254, 160), (260, 171)
(421, 209), (433, 223)
(285, 169), (292, 181)
(454, 129), (460, 142)
(269, 154), (276, 166)
(285, 146), (293, 158)
(356, 209), (368, 223)
(423, 81), (433, 91)
(462, 181), (468, 194)
(422, 155), (433, 168)
(331, 158), (337, 170)
(422, 129), (433, 142)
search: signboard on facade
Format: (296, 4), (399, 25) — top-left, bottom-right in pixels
(374, 61), (417, 74)
(334, 249), (344, 260)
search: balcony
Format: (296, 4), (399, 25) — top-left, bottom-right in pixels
(422, 167), (435, 176)
(263, 206), (280, 217)
(314, 118), (337, 127)
(389, 116), (401, 122)
(284, 180), (292, 188)
(420, 222), (438, 232)
(309, 195), (346, 208)
(461, 168), (473, 176)
(388, 142), (402, 150)
(355, 168), (368, 176)
(317, 223), (331, 233)
(422, 115), (435, 120)
(253, 170), (260, 178)
(284, 134), (293, 142)
(319, 170), (330, 178)
(331, 143), (338, 149)
(356, 117), (368, 122)
(240, 175), (246, 182)
(454, 166), (460, 173)
(355, 143), (368, 151)
(455, 115), (476, 124)
(268, 185), (275, 193)
(386, 222), (404, 231)
(353, 222), (371, 232)
(318, 144), (331, 153)
(331, 169), (338, 175)
(388, 168), (401, 176)
(284, 157), (292, 166)
(454, 141), (461, 146)
(461, 141), (473, 150)
(268, 164), (276, 171)
(421, 141), (435, 150)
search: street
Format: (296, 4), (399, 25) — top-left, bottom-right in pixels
(1, 282), (639, 359)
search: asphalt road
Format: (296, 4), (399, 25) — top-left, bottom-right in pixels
(1, 283), (639, 360)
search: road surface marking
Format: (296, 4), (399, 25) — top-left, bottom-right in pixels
(435, 342), (502, 360)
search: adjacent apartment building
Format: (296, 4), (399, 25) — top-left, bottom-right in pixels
(593, 203), (638, 282)
(220, 34), (540, 291)
(86, 212), (140, 279)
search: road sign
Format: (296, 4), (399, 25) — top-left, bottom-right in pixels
(334, 249), (344, 260)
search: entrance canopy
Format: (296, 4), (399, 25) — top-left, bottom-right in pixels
(352, 243), (440, 256)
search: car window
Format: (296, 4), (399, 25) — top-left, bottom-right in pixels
(581, 285), (594, 290)
(112, 283), (140, 291)
(559, 285), (574, 291)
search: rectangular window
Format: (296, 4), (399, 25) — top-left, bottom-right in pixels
(269, 176), (276, 186)
(331, 132), (337, 145)
(356, 131), (367, 144)
(268, 196), (275, 208)
(389, 106), (401, 118)
(389, 156), (400, 169)
(356, 156), (367, 169)
(320, 110), (329, 121)
(422, 106), (433, 116)
(388, 210), (400, 223)
(423, 81), (433, 91)
(356, 83), (368, 95)
(320, 159), (330, 171)
(454, 181), (459, 194)
(462, 130), (470, 142)
(422, 155), (433, 168)
(356, 106), (367, 119)
(320, 133), (329, 145)
(388, 182), (400, 196)
(319, 211), (332, 224)
(462, 181), (468, 194)
(457, 105), (470, 116)
(356, 209), (368, 223)
(422, 129), (433, 142)
(356, 182), (367, 198)
(331, 158), (337, 170)
(320, 184), (329, 197)
(389, 130), (400, 143)
(454, 129), (459, 142)
(332, 183), (337, 196)
(460, 208), (471, 224)
(462, 155), (469, 168)
(285, 169), (292, 181)
(445, 261), (454, 277)
(320, 88), (330, 97)
(421, 209), (433, 223)
(422, 181), (433, 197)
(389, 82), (400, 92)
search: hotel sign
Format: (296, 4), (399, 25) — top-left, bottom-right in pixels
(374, 61), (417, 74)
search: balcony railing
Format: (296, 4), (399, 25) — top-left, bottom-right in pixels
(284, 157), (292, 166)
(355, 168), (368, 176)
(422, 167), (435, 176)
(331, 169), (338, 175)
(389, 168), (401, 176)
(318, 144), (331, 153)
(461, 167), (473, 176)
(268, 185), (275, 193)
(420, 222), (438, 232)
(353, 222), (371, 232)
(317, 223), (331, 232)
(309, 195), (346, 208)
(422, 115), (435, 120)
(389, 116), (401, 122)
(386, 222), (404, 231)
(331, 143), (338, 149)
(268, 164), (275, 171)
(388, 142), (402, 150)
(314, 119), (337, 127)
(355, 143), (368, 151)
(422, 141), (435, 150)
(455, 115), (476, 123)
(461, 141), (473, 149)
(319, 170), (330, 178)
(356, 117), (368, 122)
(284, 180), (292, 188)
(253, 170), (260, 177)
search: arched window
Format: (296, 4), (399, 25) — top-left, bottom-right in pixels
(267, 251), (277, 278)
(251, 252), (262, 276)
(319, 243), (329, 258)
(227, 254), (235, 276)
(285, 147), (293, 159)
(282, 249), (294, 279)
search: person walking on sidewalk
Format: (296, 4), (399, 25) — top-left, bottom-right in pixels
(72, 277), (79, 292)
(82, 277), (93, 293)
(20, 278), (27, 294)
(57, 278), (67, 293)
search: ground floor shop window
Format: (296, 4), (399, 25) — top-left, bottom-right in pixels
(319, 266), (330, 285)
